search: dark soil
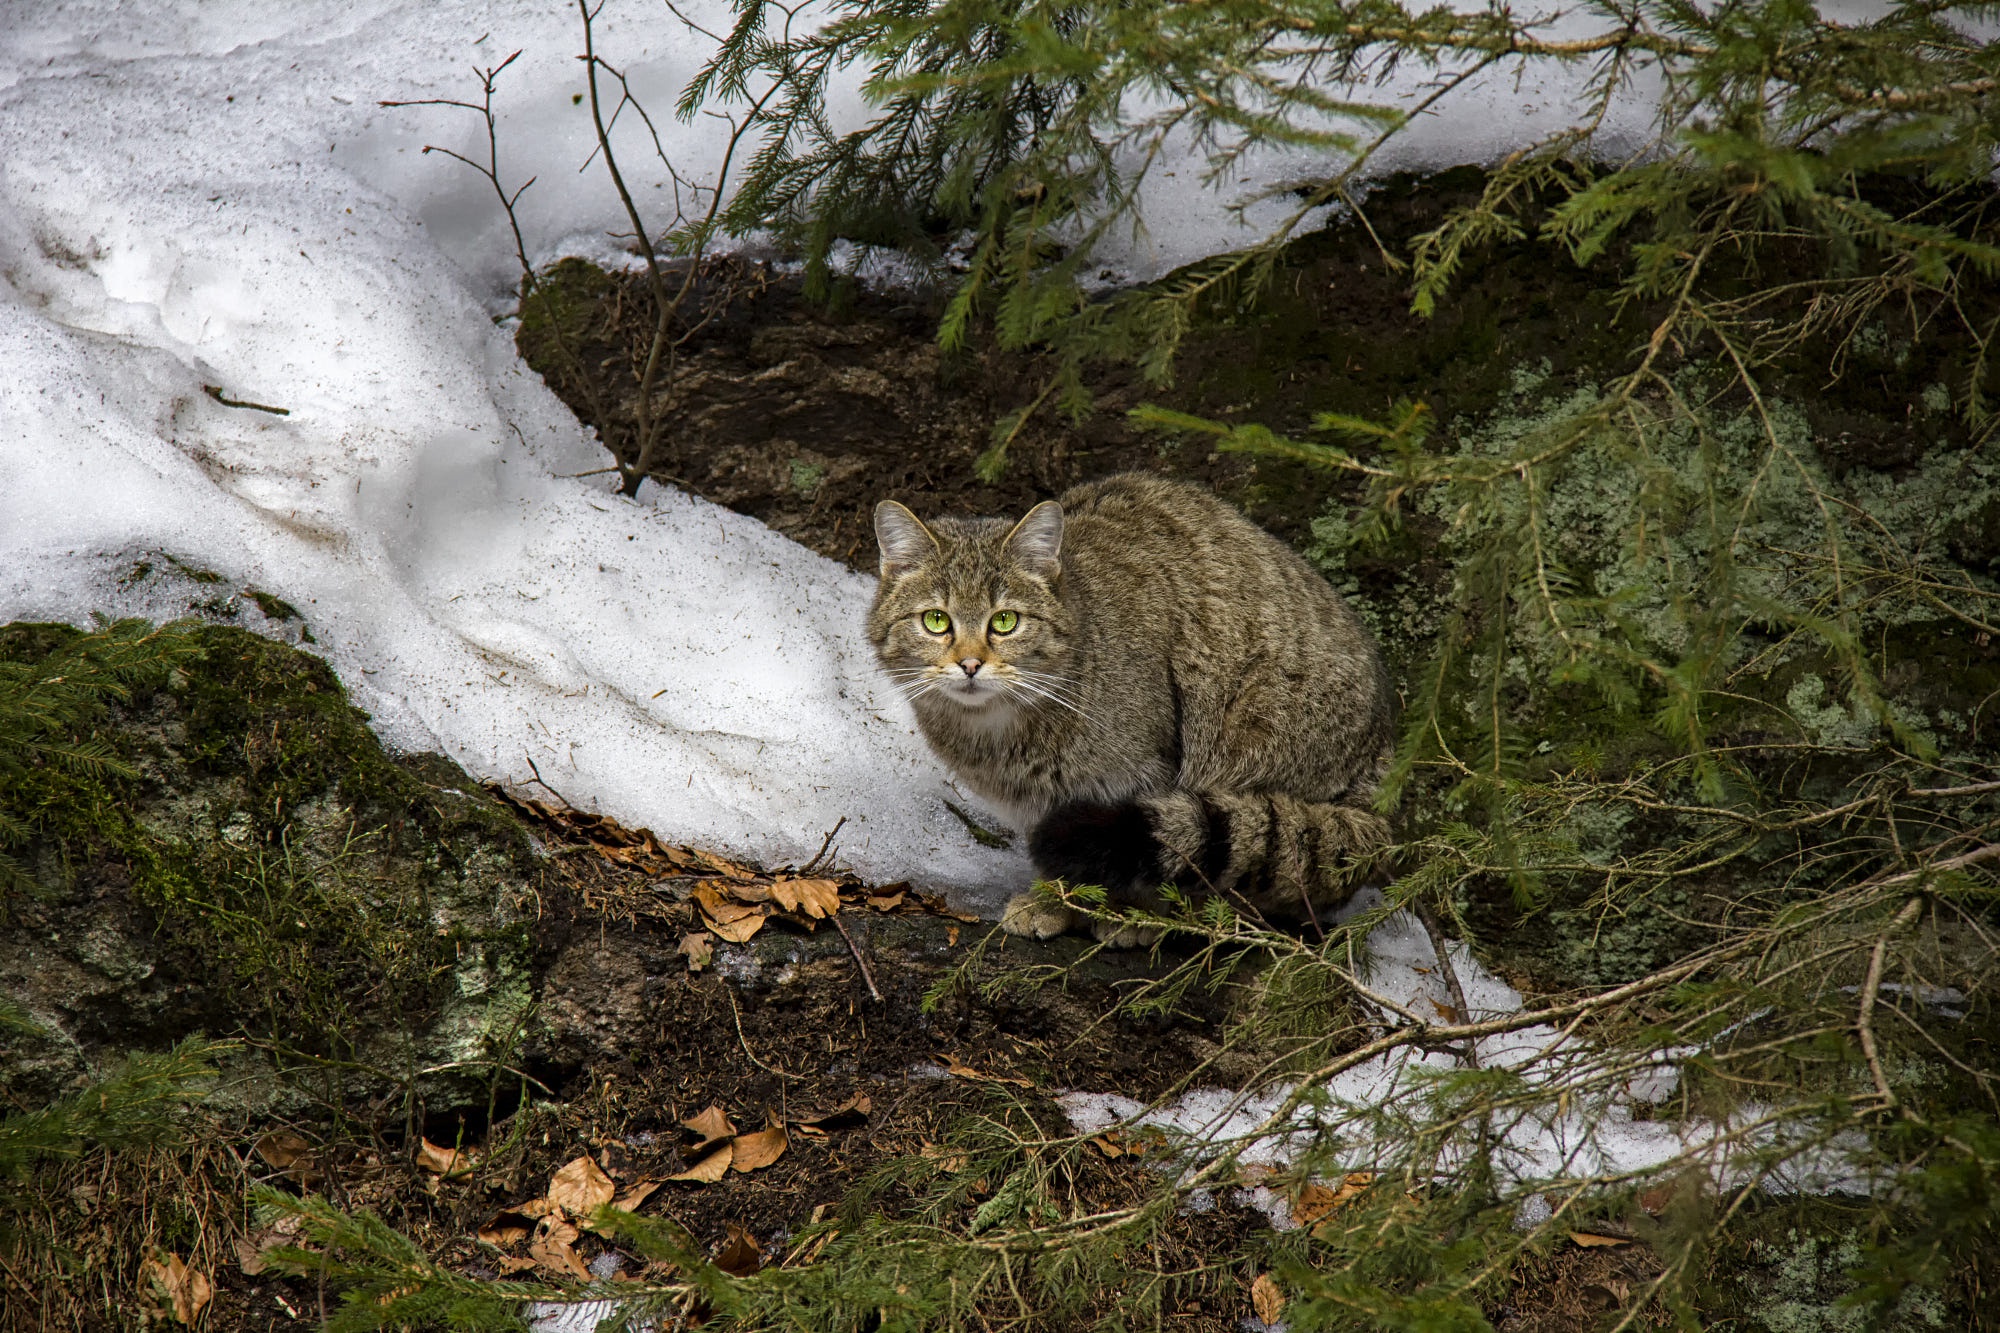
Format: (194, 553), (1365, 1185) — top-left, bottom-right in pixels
(515, 169), (1659, 573)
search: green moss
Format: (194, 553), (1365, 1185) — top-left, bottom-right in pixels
(244, 587), (302, 622)
(0, 622), (541, 1108)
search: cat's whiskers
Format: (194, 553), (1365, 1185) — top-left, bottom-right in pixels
(1013, 670), (1087, 708)
(1003, 674), (1087, 718)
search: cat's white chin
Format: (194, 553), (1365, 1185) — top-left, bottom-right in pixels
(939, 679), (1010, 709)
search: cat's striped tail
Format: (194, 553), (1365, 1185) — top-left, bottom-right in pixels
(1028, 788), (1390, 925)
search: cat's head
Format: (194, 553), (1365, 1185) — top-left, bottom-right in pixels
(867, 497), (1074, 713)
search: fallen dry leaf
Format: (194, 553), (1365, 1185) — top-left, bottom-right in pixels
(920, 1142), (969, 1174)
(771, 877), (841, 919)
(946, 924), (960, 946)
(713, 1221), (763, 1276)
(547, 1156), (616, 1216)
(612, 1179), (662, 1213)
(670, 1142), (734, 1183)
(142, 1253), (213, 1325)
(253, 1130), (310, 1169)
(1569, 1231), (1633, 1248)
(253, 1130), (321, 1185)
(730, 1125), (789, 1173)
(677, 932), (715, 972)
(1636, 1184), (1674, 1215)
(705, 910), (764, 943)
(682, 1105), (738, 1149)
(715, 879), (773, 904)
(693, 883), (761, 922)
(1251, 1272), (1285, 1325)
(476, 1211), (534, 1248)
(514, 1196), (558, 1220)
(530, 1217), (592, 1281)
(414, 1137), (475, 1177)
(691, 848), (754, 878)
(865, 891), (905, 912)
(793, 1094), (871, 1131)
(942, 1056), (1034, 1088)
(1295, 1172), (1376, 1225)
(233, 1214), (304, 1276)
(495, 1255), (539, 1275)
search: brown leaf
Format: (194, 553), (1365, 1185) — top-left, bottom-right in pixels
(529, 1217), (592, 1281)
(726, 883), (776, 904)
(1569, 1231), (1633, 1248)
(514, 1196), (558, 1220)
(1091, 1136), (1124, 1159)
(681, 1105), (738, 1150)
(705, 909), (765, 943)
(142, 1253), (214, 1325)
(920, 1142), (969, 1174)
(495, 1255), (539, 1275)
(233, 1215), (305, 1276)
(253, 1131), (310, 1170)
(942, 1056), (1034, 1088)
(794, 1094), (871, 1131)
(1295, 1172), (1375, 1225)
(547, 1156), (616, 1216)
(415, 1137), (475, 1177)
(475, 1211), (534, 1249)
(946, 925), (960, 947)
(612, 1179), (662, 1213)
(253, 1130), (322, 1185)
(730, 1125), (789, 1172)
(771, 877), (841, 919)
(865, 892), (905, 912)
(677, 932), (715, 972)
(1636, 1185), (1674, 1216)
(712, 1221), (763, 1277)
(670, 1142), (734, 1183)
(690, 848), (754, 879)
(1251, 1272), (1285, 1325)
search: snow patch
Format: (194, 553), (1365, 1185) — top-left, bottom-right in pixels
(0, 0), (1033, 905)
(1058, 891), (1883, 1215)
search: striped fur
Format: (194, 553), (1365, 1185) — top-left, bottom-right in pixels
(869, 473), (1395, 940)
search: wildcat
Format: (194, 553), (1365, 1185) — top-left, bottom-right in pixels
(868, 472), (1396, 943)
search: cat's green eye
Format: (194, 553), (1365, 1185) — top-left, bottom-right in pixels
(989, 610), (1020, 635)
(922, 609), (951, 634)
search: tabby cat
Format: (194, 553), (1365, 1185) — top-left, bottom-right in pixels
(869, 473), (1395, 942)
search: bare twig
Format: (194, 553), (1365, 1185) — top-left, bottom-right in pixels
(523, 754), (575, 810)
(831, 912), (884, 1003)
(801, 816), (847, 874)
(728, 987), (807, 1081)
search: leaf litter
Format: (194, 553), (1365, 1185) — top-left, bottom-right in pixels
(490, 785), (979, 953)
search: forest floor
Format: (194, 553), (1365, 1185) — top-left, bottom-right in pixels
(8, 167), (1968, 1333)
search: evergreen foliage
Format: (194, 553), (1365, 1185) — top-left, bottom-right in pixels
(0, 1037), (227, 1181)
(701, 0), (2000, 468)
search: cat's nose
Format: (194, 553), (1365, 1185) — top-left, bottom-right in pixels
(958, 657), (983, 678)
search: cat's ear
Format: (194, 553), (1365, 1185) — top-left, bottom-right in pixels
(1004, 500), (1064, 580)
(874, 501), (939, 580)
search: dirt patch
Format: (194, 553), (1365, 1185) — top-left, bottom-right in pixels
(515, 170), (1664, 572)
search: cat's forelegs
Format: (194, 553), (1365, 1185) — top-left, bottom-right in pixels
(1000, 893), (1075, 939)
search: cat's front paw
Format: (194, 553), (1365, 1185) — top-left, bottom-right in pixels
(1000, 893), (1075, 940)
(1028, 799), (1164, 891)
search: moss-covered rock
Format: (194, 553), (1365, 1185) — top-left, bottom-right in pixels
(0, 622), (541, 1116)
